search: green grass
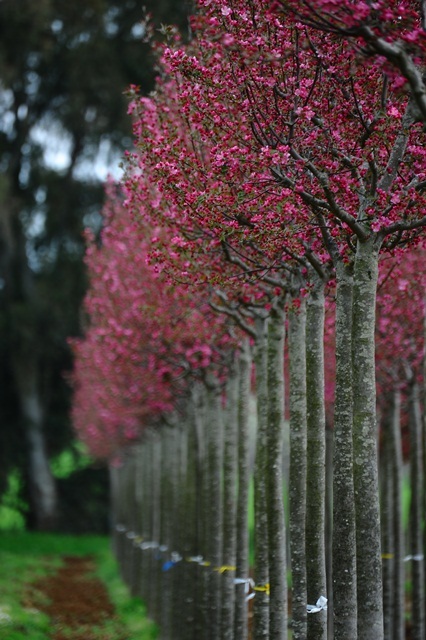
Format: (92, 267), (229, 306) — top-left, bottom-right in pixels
(0, 532), (158, 640)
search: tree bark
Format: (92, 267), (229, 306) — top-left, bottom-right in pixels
(206, 378), (224, 640)
(352, 236), (384, 640)
(390, 388), (405, 640)
(408, 379), (425, 640)
(12, 355), (58, 531)
(333, 261), (357, 640)
(191, 385), (208, 639)
(267, 304), (288, 640)
(182, 410), (199, 640)
(160, 427), (177, 640)
(253, 315), (270, 640)
(305, 272), (327, 640)
(131, 447), (143, 598)
(221, 356), (239, 640)
(234, 339), (252, 640)
(288, 297), (307, 640)
(380, 425), (394, 640)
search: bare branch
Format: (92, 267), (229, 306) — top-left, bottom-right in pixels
(209, 298), (257, 339)
(377, 102), (416, 193)
(381, 213), (426, 238)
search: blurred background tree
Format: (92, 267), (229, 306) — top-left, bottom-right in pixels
(0, 0), (190, 531)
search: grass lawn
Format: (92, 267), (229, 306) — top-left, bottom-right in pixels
(0, 532), (158, 640)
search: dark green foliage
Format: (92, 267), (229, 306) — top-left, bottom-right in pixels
(56, 466), (110, 534)
(0, 0), (190, 528)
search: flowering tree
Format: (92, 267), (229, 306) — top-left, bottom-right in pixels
(282, 0), (426, 122)
(123, 2), (426, 638)
(72, 186), (260, 639)
(71, 188), (234, 458)
(70, 1), (426, 638)
(375, 249), (426, 640)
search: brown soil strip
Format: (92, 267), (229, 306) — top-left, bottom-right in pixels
(25, 555), (124, 640)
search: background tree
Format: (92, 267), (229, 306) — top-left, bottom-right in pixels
(0, 0), (190, 530)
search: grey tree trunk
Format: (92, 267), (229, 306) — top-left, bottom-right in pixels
(150, 433), (162, 622)
(160, 428), (175, 640)
(351, 236), (383, 640)
(182, 410), (199, 640)
(174, 424), (188, 639)
(424, 297), (426, 630)
(267, 304), (288, 640)
(325, 425), (334, 639)
(13, 356), (58, 530)
(121, 451), (137, 590)
(191, 385), (208, 639)
(305, 272), (327, 640)
(253, 315), (270, 640)
(140, 441), (152, 600)
(380, 426), (394, 640)
(221, 357), (239, 640)
(234, 339), (252, 640)
(390, 388), (405, 640)
(288, 297), (307, 640)
(333, 262), (357, 640)
(408, 379), (425, 640)
(109, 463), (120, 556)
(206, 378), (224, 640)
(199, 385), (212, 637)
(131, 447), (144, 598)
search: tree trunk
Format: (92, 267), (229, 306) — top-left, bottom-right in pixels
(267, 304), (288, 640)
(333, 261), (357, 639)
(131, 447), (143, 598)
(380, 424), (394, 640)
(390, 388), (405, 640)
(221, 356), (239, 640)
(325, 424), (334, 639)
(160, 427), (175, 640)
(191, 385), (208, 639)
(408, 379), (425, 640)
(423, 294), (426, 634)
(253, 315), (270, 640)
(305, 272), (327, 640)
(13, 355), (58, 531)
(182, 409), (199, 640)
(206, 378), (224, 640)
(352, 236), (383, 640)
(122, 451), (137, 591)
(288, 297), (307, 640)
(234, 339), (252, 640)
(150, 433), (162, 623)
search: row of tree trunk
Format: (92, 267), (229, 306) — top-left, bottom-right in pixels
(109, 302), (424, 640)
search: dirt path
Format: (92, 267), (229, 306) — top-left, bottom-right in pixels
(25, 555), (124, 640)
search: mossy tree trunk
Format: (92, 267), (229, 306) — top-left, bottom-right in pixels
(380, 390), (405, 640)
(191, 385), (208, 638)
(160, 427), (175, 640)
(267, 303), (288, 640)
(333, 261), (357, 639)
(206, 378), (224, 640)
(380, 423), (394, 640)
(221, 355), (239, 640)
(253, 315), (270, 640)
(234, 339), (252, 640)
(305, 271), (327, 640)
(352, 236), (383, 640)
(390, 388), (405, 640)
(408, 378), (425, 640)
(288, 297), (307, 640)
